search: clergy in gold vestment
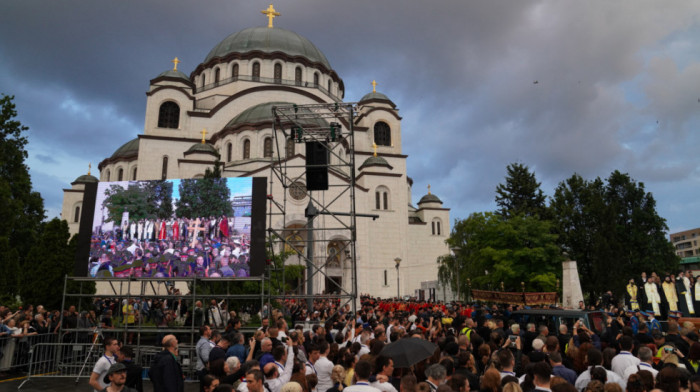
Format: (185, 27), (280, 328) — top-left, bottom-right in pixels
(663, 276), (679, 312)
(626, 280), (639, 310)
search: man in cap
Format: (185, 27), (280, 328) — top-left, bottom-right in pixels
(646, 310), (661, 334)
(101, 362), (137, 392)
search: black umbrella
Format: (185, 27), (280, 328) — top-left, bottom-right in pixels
(380, 337), (438, 368)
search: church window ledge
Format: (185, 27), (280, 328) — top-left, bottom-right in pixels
(196, 73), (343, 102)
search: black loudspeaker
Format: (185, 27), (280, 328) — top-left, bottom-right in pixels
(305, 141), (329, 191)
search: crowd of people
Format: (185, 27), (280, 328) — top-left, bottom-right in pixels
(171, 292), (700, 392)
(88, 215), (252, 279)
(6, 271), (700, 392)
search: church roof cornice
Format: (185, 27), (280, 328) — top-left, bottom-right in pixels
(148, 75), (195, 89)
(355, 106), (402, 123)
(146, 85), (196, 101)
(187, 85), (329, 118)
(191, 50), (344, 91)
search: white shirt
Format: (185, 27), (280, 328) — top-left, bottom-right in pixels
(622, 362), (658, 381)
(611, 351), (640, 378)
(315, 355), (334, 392)
(92, 354), (115, 392)
(345, 382), (381, 392)
(305, 361), (317, 375)
(575, 366), (626, 392)
(358, 344), (370, 358)
(371, 381), (398, 392)
(264, 346), (294, 392)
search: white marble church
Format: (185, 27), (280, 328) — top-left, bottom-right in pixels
(62, 6), (450, 298)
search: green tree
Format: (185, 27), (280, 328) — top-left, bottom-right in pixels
(551, 171), (678, 300)
(175, 178), (233, 218)
(102, 183), (150, 223)
(102, 180), (174, 222)
(495, 163), (548, 219)
(204, 158), (222, 178)
(23, 219), (94, 309)
(143, 180), (173, 219)
(0, 95), (45, 301)
(442, 212), (561, 293)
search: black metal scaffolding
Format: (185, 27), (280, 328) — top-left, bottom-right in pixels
(267, 102), (359, 312)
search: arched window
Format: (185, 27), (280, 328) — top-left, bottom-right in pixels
(263, 137), (273, 158)
(252, 62), (260, 81)
(161, 156), (168, 180)
(327, 80), (331, 94)
(232, 64), (239, 81)
(432, 219), (443, 235)
(313, 72), (319, 87)
(201, 73), (206, 87)
(105, 169), (110, 182)
(117, 168), (124, 181)
(226, 142), (232, 162)
(295, 67), (302, 86)
(374, 121), (391, 146)
(158, 101), (180, 129)
(375, 186), (389, 210)
(74, 205), (81, 223)
(274, 63), (282, 83)
(285, 138), (295, 158)
(214, 68), (220, 84)
(243, 140), (251, 159)
(132, 166), (137, 180)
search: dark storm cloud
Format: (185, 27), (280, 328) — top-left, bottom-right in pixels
(1, 1), (699, 232)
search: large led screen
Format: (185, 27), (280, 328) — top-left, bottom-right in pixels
(79, 177), (266, 278)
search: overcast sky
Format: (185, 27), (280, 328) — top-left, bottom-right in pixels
(1, 1), (699, 234)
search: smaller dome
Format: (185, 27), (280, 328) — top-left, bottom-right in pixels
(360, 91), (391, 102)
(418, 193), (442, 205)
(359, 155), (392, 171)
(184, 142), (219, 157)
(72, 174), (99, 185)
(111, 138), (140, 159)
(156, 69), (190, 81)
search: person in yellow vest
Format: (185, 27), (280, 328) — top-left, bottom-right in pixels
(122, 298), (137, 345)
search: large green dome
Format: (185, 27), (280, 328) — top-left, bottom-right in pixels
(226, 102), (328, 129)
(205, 27), (331, 69)
(111, 138), (139, 159)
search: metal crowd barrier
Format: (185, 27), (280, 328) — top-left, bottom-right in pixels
(0, 333), (58, 372)
(17, 341), (197, 390)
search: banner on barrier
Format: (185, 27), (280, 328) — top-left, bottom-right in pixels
(471, 290), (557, 306)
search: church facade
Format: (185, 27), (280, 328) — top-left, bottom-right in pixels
(62, 8), (450, 298)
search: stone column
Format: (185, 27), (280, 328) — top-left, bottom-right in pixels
(562, 260), (584, 309)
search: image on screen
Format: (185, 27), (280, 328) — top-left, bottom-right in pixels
(87, 177), (255, 279)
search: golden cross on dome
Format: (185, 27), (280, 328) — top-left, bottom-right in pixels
(88, 162), (92, 176)
(372, 142), (378, 157)
(172, 57), (180, 71)
(371, 80), (377, 93)
(200, 128), (207, 143)
(262, 4), (280, 28)
(428, 184), (431, 195)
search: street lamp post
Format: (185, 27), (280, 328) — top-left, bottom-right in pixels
(394, 257), (402, 299)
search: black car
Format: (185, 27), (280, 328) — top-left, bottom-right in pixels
(510, 309), (606, 336)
